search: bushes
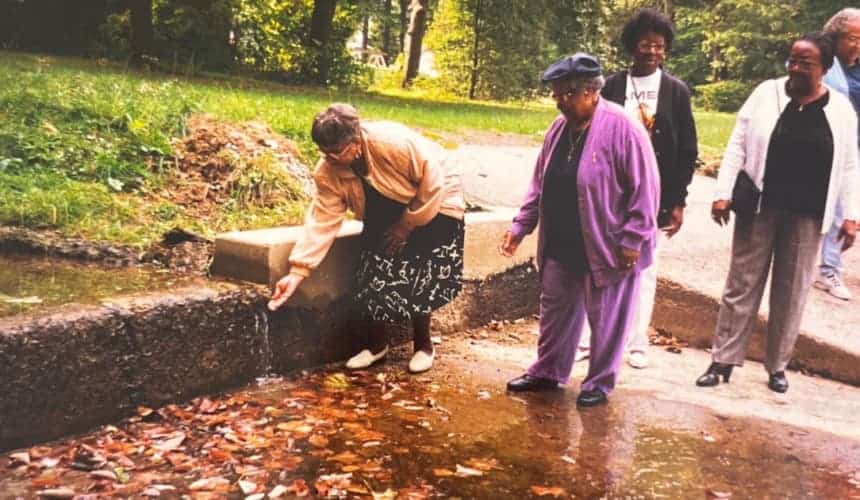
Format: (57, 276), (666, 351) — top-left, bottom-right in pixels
(694, 80), (755, 113)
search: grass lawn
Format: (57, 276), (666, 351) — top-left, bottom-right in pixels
(0, 51), (735, 247)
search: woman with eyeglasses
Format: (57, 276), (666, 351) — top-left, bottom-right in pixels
(268, 103), (465, 374)
(697, 32), (859, 393)
(500, 53), (660, 407)
(575, 8), (698, 371)
(815, 8), (860, 301)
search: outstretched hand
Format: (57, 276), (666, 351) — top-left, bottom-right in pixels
(838, 219), (857, 252)
(268, 274), (305, 311)
(711, 200), (731, 226)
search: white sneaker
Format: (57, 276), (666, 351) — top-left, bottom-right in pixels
(408, 349), (435, 373)
(574, 347), (590, 362)
(345, 346), (388, 370)
(627, 351), (649, 369)
(814, 273), (852, 301)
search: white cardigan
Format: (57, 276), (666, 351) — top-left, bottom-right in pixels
(714, 77), (860, 230)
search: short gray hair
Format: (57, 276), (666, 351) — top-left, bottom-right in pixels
(824, 8), (860, 35)
(563, 75), (605, 94)
(311, 103), (361, 149)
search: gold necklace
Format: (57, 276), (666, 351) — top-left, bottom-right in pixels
(567, 123), (590, 162)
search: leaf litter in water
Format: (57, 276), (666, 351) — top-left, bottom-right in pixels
(530, 485), (567, 497)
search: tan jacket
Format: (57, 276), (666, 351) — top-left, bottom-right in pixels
(288, 121), (465, 278)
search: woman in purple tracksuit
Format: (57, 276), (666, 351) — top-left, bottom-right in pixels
(499, 53), (660, 407)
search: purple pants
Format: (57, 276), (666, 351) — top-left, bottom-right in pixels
(527, 258), (641, 395)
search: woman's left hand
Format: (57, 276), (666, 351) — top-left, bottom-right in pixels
(838, 219), (857, 251)
(662, 206), (684, 238)
(619, 247), (640, 270)
(382, 222), (413, 256)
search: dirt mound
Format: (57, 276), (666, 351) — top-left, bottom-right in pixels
(163, 114), (314, 217)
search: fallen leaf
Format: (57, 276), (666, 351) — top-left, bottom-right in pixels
(39, 457), (60, 469)
(433, 468), (454, 477)
(9, 452), (30, 466)
(189, 476), (230, 491)
(477, 390), (491, 400)
(560, 455), (576, 465)
(90, 469), (117, 481)
(141, 488), (161, 497)
(245, 494), (265, 500)
(328, 451), (361, 465)
(707, 490), (732, 499)
(281, 479), (307, 497)
(371, 488), (397, 500)
(323, 373), (350, 390)
(465, 458), (501, 471)
(455, 464), (484, 477)
(239, 479), (257, 495)
(36, 488), (76, 499)
(308, 435), (329, 448)
(153, 433), (186, 452)
(530, 485), (567, 497)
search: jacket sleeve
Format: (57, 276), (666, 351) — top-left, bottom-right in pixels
(670, 82), (698, 208)
(839, 108), (860, 221)
(714, 83), (762, 201)
(397, 139), (445, 230)
(619, 120), (660, 252)
(287, 168), (347, 278)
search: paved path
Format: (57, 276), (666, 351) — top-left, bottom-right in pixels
(452, 142), (860, 384)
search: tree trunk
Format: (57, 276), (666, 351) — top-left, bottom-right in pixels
(308, 0), (338, 83)
(402, 0), (428, 88)
(361, 14), (370, 63)
(381, 0), (393, 63)
(129, 0), (154, 65)
(468, 0), (483, 99)
(398, 0), (409, 53)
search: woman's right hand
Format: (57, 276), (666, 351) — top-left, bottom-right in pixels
(268, 274), (305, 311)
(711, 200), (732, 226)
(498, 230), (522, 257)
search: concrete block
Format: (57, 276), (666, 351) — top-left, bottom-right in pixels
(210, 210), (538, 297)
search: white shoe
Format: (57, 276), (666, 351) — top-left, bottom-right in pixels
(408, 349), (435, 373)
(345, 346), (388, 370)
(574, 347), (590, 362)
(814, 273), (852, 301)
(627, 351), (649, 369)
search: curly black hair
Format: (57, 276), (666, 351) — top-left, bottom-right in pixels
(620, 8), (675, 54)
(797, 31), (835, 71)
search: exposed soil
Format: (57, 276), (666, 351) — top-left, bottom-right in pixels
(162, 114), (314, 218)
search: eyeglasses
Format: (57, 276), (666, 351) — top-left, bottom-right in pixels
(785, 58), (820, 71)
(320, 141), (358, 162)
(550, 90), (576, 101)
(637, 42), (666, 52)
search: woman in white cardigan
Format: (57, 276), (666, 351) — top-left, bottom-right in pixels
(697, 32), (859, 393)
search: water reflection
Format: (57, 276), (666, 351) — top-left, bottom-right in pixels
(0, 255), (192, 317)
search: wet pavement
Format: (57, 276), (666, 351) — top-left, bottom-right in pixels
(0, 255), (192, 318)
(1, 321), (859, 499)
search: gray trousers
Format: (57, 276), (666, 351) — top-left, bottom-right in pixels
(712, 207), (823, 374)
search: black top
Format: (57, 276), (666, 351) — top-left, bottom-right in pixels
(762, 92), (833, 218)
(543, 123), (590, 275)
(602, 70), (698, 217)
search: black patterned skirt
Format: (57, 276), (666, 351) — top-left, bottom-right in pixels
(355, 177), (464, 323)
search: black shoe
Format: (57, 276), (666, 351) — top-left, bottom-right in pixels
(768, 371), (789, 393)
(506, 374), (559, 392)
(576, 389), (607, 407)
(696, 362), (733, 387)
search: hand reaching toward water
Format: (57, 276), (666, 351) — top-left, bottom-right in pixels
(268, 274), (305, 311)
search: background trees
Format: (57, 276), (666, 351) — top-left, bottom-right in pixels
(0, 0), (849, 108)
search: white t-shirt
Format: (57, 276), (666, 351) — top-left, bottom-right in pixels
(624, 69), (662, 127)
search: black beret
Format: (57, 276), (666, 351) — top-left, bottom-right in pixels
(541, 53), (602, 83)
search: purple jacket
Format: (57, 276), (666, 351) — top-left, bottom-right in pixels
(510, 98), (660, 287)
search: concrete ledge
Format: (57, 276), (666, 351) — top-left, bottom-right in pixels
(211, 211), (537, 291)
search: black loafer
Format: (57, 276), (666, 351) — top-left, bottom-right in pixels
(506, 374), (559, 392)
(576, 389), (607, 407)
(768, 371), (789, 393)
